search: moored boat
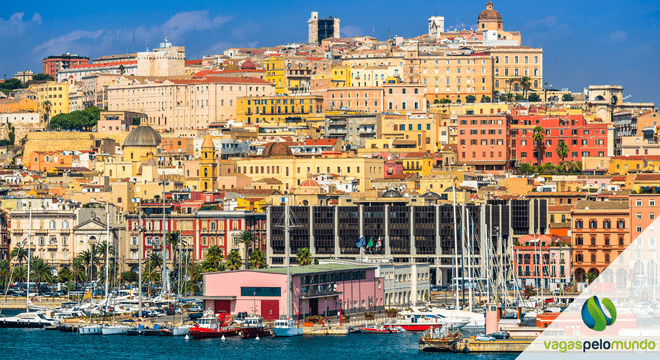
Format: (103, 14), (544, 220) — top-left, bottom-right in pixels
(189, 312), (240, 339)
(0, 312), (58, 329)
(79, 324), (103, 335)
(241, 315), (271, 339)
(101, 325), (131, 335)
(418, 326), (462, 352)
(272, 319), (302, 337)
(358, 326), (395, 334)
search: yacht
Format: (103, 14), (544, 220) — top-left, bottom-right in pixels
(272, 319), (303, 337)
(172, 324), (192, 336)
(0, 312), (58, 328)
(101, 324), (132, 335)
(79, 324), (103, 335)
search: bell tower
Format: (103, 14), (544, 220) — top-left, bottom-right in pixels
(199, 135), (217, 192)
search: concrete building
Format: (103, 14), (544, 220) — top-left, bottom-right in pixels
(324, 113), (380, 149)
(136, 39), (185, 77)
(457, 114), (509, 171)
(97, 111), (142, 134)
(236, 95), (324, 125)
(42, 53), (89, 79)
(308, 12), (340, 44)
(29, 81), (69, 116)
(57, 61), (137, 83)
(0, 112), (40, 125)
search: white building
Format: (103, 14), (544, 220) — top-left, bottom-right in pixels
(428, 16), (445, 39)
(0, 112), (40, 125)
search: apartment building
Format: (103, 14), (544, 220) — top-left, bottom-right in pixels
(457, 114), (509, 171)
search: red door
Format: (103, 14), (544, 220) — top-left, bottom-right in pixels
(261, 300), (279, 321)
(214, 300), (231, 314)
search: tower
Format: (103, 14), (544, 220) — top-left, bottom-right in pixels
(428, 16), (445, 39)
(199, 135), (217, 192)
(477, 1), (503, 31)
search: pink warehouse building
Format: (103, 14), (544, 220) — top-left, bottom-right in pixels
(201, 264), (384, 321)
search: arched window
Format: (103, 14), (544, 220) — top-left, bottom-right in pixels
(211, 222), (216, 231)
(204, 169), (208, 177)
(591, 238), (596, 246)
(605, 254), (610, 263)
(591, 254), (596, 263)
(619, 237), (624, 246)
(576, 254), (583, 262)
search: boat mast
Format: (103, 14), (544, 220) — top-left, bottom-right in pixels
(285, 204), (291, 320)
(26, 206), (32, 312)
(452, 187), (459, 309)
(104, 202), (110, 313)
(138, 202), (143, 319)
(469, 217), (475, 312)
(466, 207), (471, 312)
(161, 163), (167, 298)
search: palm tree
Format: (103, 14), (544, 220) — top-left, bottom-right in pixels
(166, 231), (181, 281)
(42, 100), (52, 125)
(520, 76), (531, 99)
(237, 230), (256, 269)
(249, 249), (267, 269)
(555, 141), (569, 162)
(296, 247), (312, 266)
(58, 267), (72, 284)
(203, 245), (224, 272)
(492, 90), (500, 103)
(0, 260), (10, 287)
(507, 78), (517, 94)
(70, 258), (87, 289)
(586, 271), (598, 284)
(532, 126), (546, 165)
(10, 245), (28, 267)
(505, 92), (514, 102)
(225, 250), (242, 271)
(77, 249), (99, 282)
(12, 265), (27, 286)
(95, 240), (115, 270)
(30, 257), (53, 291)
(118, 64), (125, 75)
(142, 267), (161, 297)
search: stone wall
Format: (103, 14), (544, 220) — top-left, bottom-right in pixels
(23, 131), (129, 164)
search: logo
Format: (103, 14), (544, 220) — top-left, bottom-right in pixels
(581, 295), (617, 331)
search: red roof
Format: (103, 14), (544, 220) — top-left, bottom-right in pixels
(70, 61), (137, 69)
(185, 59), (203, 65)
(611, 176), (626, 182)
(635, 174), (660, 181)
(169, 77), (271, 85)
(304, 139), (337, 146)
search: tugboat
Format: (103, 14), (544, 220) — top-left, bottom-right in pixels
(189, 312), (240, 339)
(418, 326), (462, 352)
(241, 315), (271, 339)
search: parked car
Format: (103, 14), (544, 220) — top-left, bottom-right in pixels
(153, 309), (167, 317)
(488, 331), (510, 339)
(475, 334), (496, 342)
(163, 308), (174, 316)
(188, 305), (203, 312)
(174, 307), (183, 315)
(132, 311), (150, 318)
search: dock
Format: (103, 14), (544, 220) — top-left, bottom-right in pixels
(454, 336), (535, 353)
(303, 325), (349, 335)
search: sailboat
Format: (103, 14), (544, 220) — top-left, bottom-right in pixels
(272, 204), (303, 337)
(0, 207), (59, 329)
(83, 208), (112, 335)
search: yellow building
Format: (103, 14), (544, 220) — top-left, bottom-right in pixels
(484, 47), (544, 94)
(0, 98), (37, 113)
(234, 143), (384, 192)
(264, 56), (331, 94)
(377, 115), (440, 153)
(29, 81), (69, 116)
(264, 56), (287, 94)
(235, 95), (324, 125)
(609, 156), (660, 175)
(402, 153), (434, 175)
(350, 65), (402, 87)
(418, 171), (462, 193)
(199, 135), (217, 191)
(121, 125), (162, 176)
(331, 65), (352, 87)
(236, 197), (268, 212)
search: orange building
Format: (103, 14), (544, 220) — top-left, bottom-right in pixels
(0, 98), (37, 113)
(456, 114), (509, 171)
(161, 137), (194, 155)
(29, 151), (74, 172)
(630, 194), (660, 239)
(570, 200), (630, 283)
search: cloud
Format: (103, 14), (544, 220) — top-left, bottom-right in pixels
(32, 29), (105, 54)
(161, 11), (232, 40)
(205, 41), (232, 55)
(607, 31), (628, 42)
(522, 16), (571, 45)
(342, 25), (363, 38)
(0, 12), (42, 36)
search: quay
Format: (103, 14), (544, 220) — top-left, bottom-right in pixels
(303, 325), (349, 335)
(455, 337), (535, 353)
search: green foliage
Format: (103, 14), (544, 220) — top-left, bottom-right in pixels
(465, 95), (477, 103)
(225, 250), (242, 270)
(249, 249), (267, 269)
(58, 267), (71, 283)
(50, 108), (100, 130)
(514, 94), (525, 101)
(439, 98), (452, 104)
(480, 96), (491, 103)
(30, 257), (54, 285)
(296, 247), (312, 266)
(132, 117), (141, 126)
(0, 260), (10, 287)
(524, 285), (537, 298)
(533, 126), (546, 164)
(519, 163), (535, 174)
(528, 93), (541, 102)
(556, 141), (569, 161)
(0, 78), (25, 94)
(32, 73), (55, 82)
(586, 271), (598, 284)
(433, 99), (440, 104)
(562, 93), (574, 101)
(202, 245), (224, 272)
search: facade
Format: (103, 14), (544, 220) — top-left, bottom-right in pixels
(483, 47), (544, 94)
(42, 54), (89, 79)
(136, 39), (185, 77)
(57, 61), (137, 83)
(510, 115), (609, 165)
(570, 200), (630, 283)
(201, 265), (382, 320)
(0, 98), (37, 113)
(308, 12), (340, 44)
(266, 199), (548, 286)
(199, 135), (218, 191)
(82, 73), (122, 109)
(97, 111), (142, 134)
(14, 70), (34, 83)
(236, 95), (324, 125)
(417, 52), (494, 104)
(0, 112), (40, 125)
(324, 113), (380, 149)
(324, 84), (427, 113)
(513, 234), (572, 289)
(428, 16), (445, 39)
(264, 56), (332, 94)
(107, 76), (275, 130)
(457, 114), (509, 171)
(630, 194), (660, 240)
(29, 81), (70, 116)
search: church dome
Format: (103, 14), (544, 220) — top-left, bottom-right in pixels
(382, 189), (402, 198)
(123, 125), (162, 148)
(241, 60), (256, 70)
(300, 179), (319, 187)
(262, 142), (293, 157)
(423, 191), (441, 199)
(478, 1), (502, 22)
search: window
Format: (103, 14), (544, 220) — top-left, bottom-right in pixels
(576, 237), (583, 245)
(619, 237), (624, 246)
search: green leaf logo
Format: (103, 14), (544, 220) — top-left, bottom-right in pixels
(581, 296), (617, 331)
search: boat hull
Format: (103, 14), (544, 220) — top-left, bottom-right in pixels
(0, 320), (50, 329)
(189, 327), (240, 339)
(358, 327), (393, 334)
(79, 326), (103, 335)
(272, 327), (303, 337)
(172, 326), (191, 336)
(383, 324), (439, 332)
(101, 326), (130, 335)
(241, 327), (270, 339)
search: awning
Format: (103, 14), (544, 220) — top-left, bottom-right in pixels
(642, 127), (656, 133)
(299, 292), (342, 300)
(191, 295), (237, 301)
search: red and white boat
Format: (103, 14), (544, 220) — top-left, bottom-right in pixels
(358, 326), (403, 333)
(189, 312), (240, 339)
(240, 315), (271, 339)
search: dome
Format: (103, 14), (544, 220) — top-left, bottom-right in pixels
(241, 60), (256, 70)
(478, 1), (502, 21)
(444, 186), (458, 193)
(301, 179), (319, 187)
(262, 142), (293, 157)
(382, 189), (402, 198)
(423, 191), (441, 199)
(123, 125), (162, 148)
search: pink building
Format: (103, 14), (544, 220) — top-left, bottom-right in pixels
(457, 114), (509, 172)
(201, 265), (384, 320)
(513, 234), (572, 289)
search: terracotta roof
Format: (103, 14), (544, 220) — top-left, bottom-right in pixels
(231, 188), (280, 195)
(255, 178), (283, 185)
(635, 174), (660, 181)
(612, 155), (660, 161)
(611, 176), (626, 181)
(548, 205), (574, 212)
(574, 200), (629, 210)
(185, 59), (203, 66)
(169, 77), (270, 85)
(70, 61), (137, 69)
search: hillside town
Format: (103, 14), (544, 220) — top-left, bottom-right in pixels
(0, 2), (658, 320)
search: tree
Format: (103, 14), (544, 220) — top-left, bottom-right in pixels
(514, 94), (525, 101)
(0, 260), (10, 287)
(296, 247), (312, 266)
(528, 93), (541, 102)
(562, 93), (574, 102)
(237, 230), (256, 270)
(249, 249), (267, 269)
(166, 231), (181, 281)
(30, 257), (54, 290)
(492, 90), (500, 102)
(439, 98), (452, 104)
(10, 245), (28, 267)
(532, 126), (546, 164)
(586, 271), (598, 284)
(32, 73), (54, 82)
(202, 245), (224, 272)
(42, 100), (52, 125)
(505, 92), (514, 102)
(433, 99), (440, 104)
(71, 257), (87, 289)
(480, 96), (491, 103)
(121, 271), (139, 283)
(507, 78), (517, 93)
(118, 65), (125, 75)
(12, 265), (27, 285)
(58, 267), (71, 284)
(49, 109), (100, 130)
(556, 141), (569, 162)
(520, 76), (531, 98)
(225, 250), (243, 271)
(95, 240), (115, 267)
(519, 163), (535, 174)
(465, 95), (477, 103)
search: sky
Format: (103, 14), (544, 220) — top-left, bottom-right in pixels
(1, 0), (659, 104)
